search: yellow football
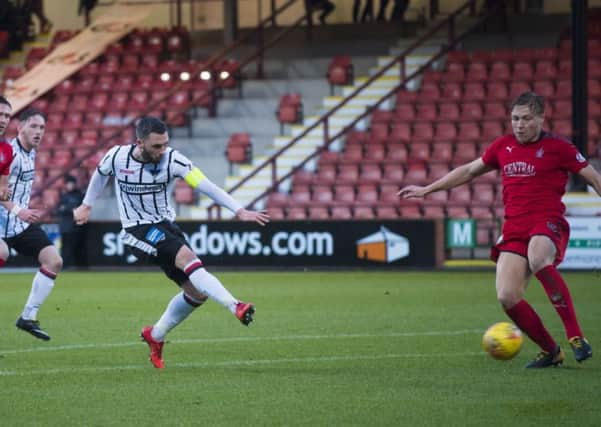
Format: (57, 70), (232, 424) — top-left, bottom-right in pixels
(482, 322), (523, 360)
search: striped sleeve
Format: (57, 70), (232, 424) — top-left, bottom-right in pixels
(97, 146), (121, 176)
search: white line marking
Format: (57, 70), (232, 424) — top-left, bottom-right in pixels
(0, 351), (484, 377)
(0, 329), (482, 355)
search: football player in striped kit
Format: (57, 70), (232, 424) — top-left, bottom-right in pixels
(73, 116), (269, 368)
(0, 108), (63, 341)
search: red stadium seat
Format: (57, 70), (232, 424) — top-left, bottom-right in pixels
(465, 62), (488, 82)
(441, 82), (462, 101)
(364, 144), (386, 162)
(534, 60), (558, 80)
(334, 185), (355, 204)
(375, 206), (398, 219)
(412, 122), (434, 141)
(386, 143), (408, 162)
(312, 185), (334, 205)
(509, 81), (531, 99)
(512, 62), (534, 80)
(457, 122), (481, 141)
(472, 183), (495, 204)
(389, 122), (411, 141)
(449, 187), (471, 204)
(487, 82), (509, 100)
(460, 103), (483, 121)
(408, 142), (430, 162)
(462, 82), (486, 101)
(353, 206), (375, 219)
(287, 207), (307, 220)
(359, 164), (382, 183)
(337, 164), (359, 184)
(438, 103), (460, 121)
(404, 162), (427, 183)
(327, 55), (353, 93)
(382, 164), (405, 183)
(308, 206), (330, 219)
(551, 119), (571, 137)
(446, 206), (469, 218)
(434, 122), (457, 140)
(454, 141), (478, 163)
(490, 62), (511, 81)
(555, 80), (572, 98)
(420, 82), (440, 101)
(395, 103), (416, 121)
(266, 192), (289, 209)
(431, 142), (453, 162)
(416, 103), (438, 122)
(331, 206), (352, 219)
(423, 205), (445, 218)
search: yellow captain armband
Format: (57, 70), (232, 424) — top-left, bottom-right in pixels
(184, 167), (206, 188)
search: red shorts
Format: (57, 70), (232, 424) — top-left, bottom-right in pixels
(490, 217), (570, 266)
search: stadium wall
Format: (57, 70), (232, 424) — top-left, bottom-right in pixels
(45, 1), (601, 32)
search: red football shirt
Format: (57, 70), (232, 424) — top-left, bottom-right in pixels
(0, 140), (13, 176)
(482, 132), (588, 219)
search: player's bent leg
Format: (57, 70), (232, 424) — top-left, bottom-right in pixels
(38, 244), (63, 273)
(495, 252), (529, 309)
(174, 246), (255, 325)
(496, 252), (560, 366)
(528, 235), (592, 362)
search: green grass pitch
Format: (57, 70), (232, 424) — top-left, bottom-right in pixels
(0, 270), (599, 426)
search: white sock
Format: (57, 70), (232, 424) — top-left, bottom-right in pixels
(22, 269), (56, 320)
(184, 261), (237, 313)
(151, 292), (202, 342)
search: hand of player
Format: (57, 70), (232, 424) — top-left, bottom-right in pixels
(17, 208), (42, 223)
(397, 185), (429, 199)
(235, 208), (270, 226)
(0, 186), (10, 201)
(73, 204), (91, 225)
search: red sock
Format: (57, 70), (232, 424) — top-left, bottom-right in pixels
(0, 258), (5, 267)
(504, 300), (557, 352)
(535, 265), (583, 339)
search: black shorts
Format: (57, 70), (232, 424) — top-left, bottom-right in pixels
(122, 221), (190, 285)
(5, 224), (54, 258)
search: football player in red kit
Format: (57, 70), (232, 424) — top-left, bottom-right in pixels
(399, 91), (601, 368)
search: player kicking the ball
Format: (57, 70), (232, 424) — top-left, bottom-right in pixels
(73, 116), (269, 368)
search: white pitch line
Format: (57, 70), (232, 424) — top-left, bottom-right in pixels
(0, 351), (484, 377)
(0, 329), (482, 355)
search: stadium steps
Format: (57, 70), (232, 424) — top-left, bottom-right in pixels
(203, 26), (453, 217)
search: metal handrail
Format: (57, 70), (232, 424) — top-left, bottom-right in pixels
(208, 0), (490, 217)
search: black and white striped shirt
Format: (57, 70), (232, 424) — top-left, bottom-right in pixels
(98, 144), (194, 228)
(0, 138), (35, 238)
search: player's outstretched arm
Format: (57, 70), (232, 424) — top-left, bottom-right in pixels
(398, 158), (493, 199)
(235, 208), (270, 226)
(578, 165), (601, 197)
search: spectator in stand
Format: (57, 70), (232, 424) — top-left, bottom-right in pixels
(353, 0), (374, 23)
(23, 0), (52, 34)
(55, 175), (86, 269)
(377, 0), (410, 22)
(78, 0), (98, 26)
(306, 0), (335, 25)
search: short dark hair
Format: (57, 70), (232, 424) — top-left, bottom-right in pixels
(0, 96), (12, 109)
(18, 108), (46, 123)
(511, 91), (545, 116)
(135, 116), (168, 140)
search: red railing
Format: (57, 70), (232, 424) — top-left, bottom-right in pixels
(208, 0), (497, 217)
